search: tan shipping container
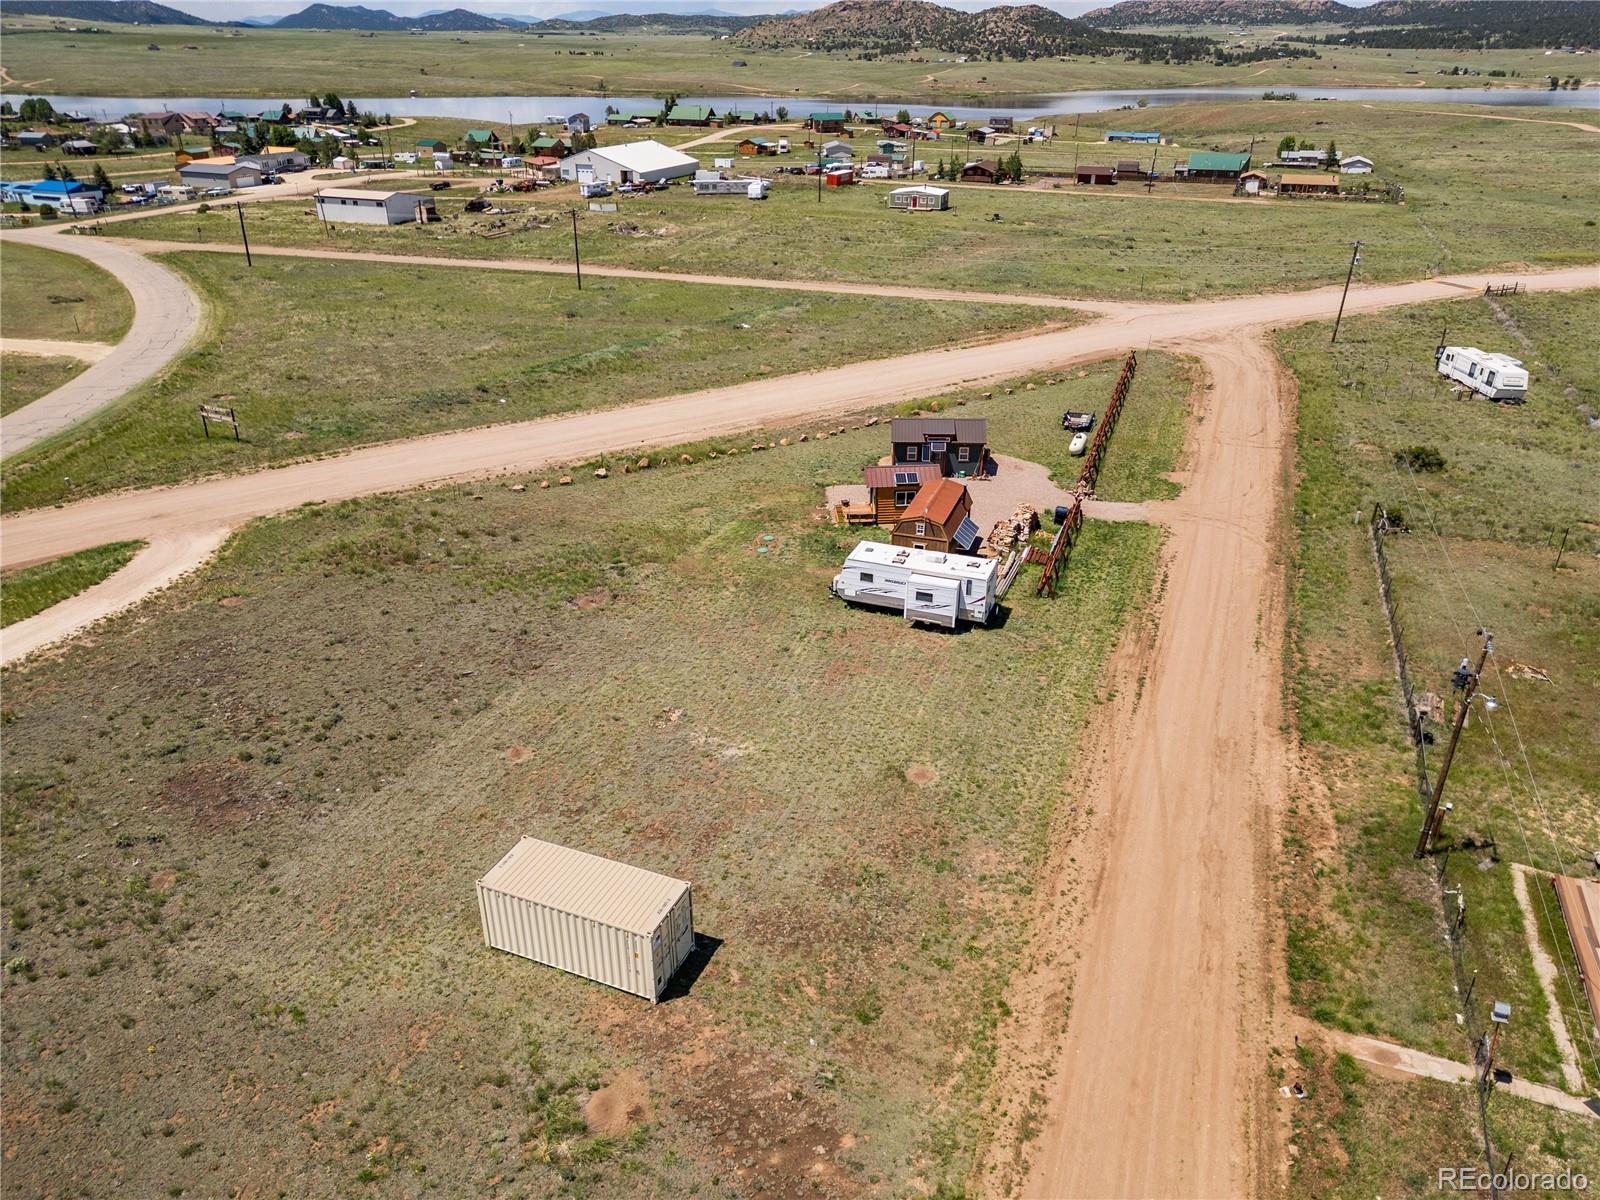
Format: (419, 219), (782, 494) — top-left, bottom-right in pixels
(477, 837), (695, 1002)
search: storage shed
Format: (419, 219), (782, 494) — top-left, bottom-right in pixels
(892, 477), (978, 554)
(1279, 172), (1339, 195)
(314, 187), (434, 225)
(1076, 164), (1116, 185)
(477, 837), (695, 1002)
(177, 159), (262, 190)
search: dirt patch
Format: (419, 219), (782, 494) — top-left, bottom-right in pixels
(157, 761), (265, 830)
(904, 764), (938, 786)
(570, 588), (609, 611)
(148, 870), (177, 894)
(583, 1068), (652, 1135)
(501, 745), (531, 764)
(218, 595), (244, 607)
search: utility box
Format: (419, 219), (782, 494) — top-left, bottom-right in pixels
(477, 837), (695, 1002)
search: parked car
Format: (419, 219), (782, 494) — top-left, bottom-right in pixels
(429, 181), (451, 191)
(202, 186), (232, 197)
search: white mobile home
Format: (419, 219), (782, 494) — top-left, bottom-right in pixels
(477, 837), (695, 1002)
(314, 187), (434, 225)
(1339, 155), (1375, 174)
(559, 139), (698, 187)
(691, 170), (768, 197)
(831, 541), (998, 629)
(1435, 345), (1529, 401)
(888, 184), (950, 211)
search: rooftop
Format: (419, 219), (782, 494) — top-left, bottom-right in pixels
(900, 478), (970, 527)
(479, 837), (689, 937)
(845, 540), (996, 577)
(891, 416), (988, 443)
(586, 139), (699, 174)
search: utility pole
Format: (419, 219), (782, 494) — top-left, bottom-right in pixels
(568, 208), (582, 289)
(1415, 631), (1492, 858)
(1330, 239), (1363, 345)
(1072, 113), (1081, 176)
(235, 202), (252, 267)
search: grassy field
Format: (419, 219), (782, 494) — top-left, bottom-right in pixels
(0, 21), (1586, 98)
(1, 251), (1065, 513)
(0, 352), (84, 414)
(1288, 1039), (1600, 1198)
(0, 242), (133, 342)
(107, 102), (1599, 302)
(0, 540), (142, 626)
(1281, 289), (1600, 1096)
(0, 355), (1178, 1199)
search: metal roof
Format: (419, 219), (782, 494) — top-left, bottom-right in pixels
(179, 160), (256, 176)
(890, 416), (987, 443)
(1185, 151), (1251, 172)
(480, 837), (689, 937)
(582, 139), (699, 174)
(864, 462), (941, 489)
(316, 187), (420, 202)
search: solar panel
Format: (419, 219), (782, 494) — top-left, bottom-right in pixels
(894, 470), (919, 485)
(953, 517), (980, 550)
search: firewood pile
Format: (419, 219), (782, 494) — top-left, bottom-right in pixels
(980, 504), (1039, 558)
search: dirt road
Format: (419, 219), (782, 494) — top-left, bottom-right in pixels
(2, 263), (1594, 667)
(999, 331), (1292, 1200)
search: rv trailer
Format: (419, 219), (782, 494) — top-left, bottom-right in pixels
(831, 541), (998, 629)
(1435, 345), (1529, 401)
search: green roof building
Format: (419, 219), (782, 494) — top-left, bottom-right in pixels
(665, 104), (716, 125)
(1183, 150), (1251, 178)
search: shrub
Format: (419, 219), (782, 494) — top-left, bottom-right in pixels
(1392, 445), (1445, 473)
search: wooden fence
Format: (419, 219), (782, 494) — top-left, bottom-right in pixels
(1483, 282), (1524, 298)
(1076, 351), (1138, 497)
(1034, 498), (1083, 599)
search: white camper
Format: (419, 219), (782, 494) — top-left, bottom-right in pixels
(1435, 345), (1529, 401)
(831, 541), (999, 629)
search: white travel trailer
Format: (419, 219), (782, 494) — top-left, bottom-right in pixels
(1436, 345), (1529, 401)
(831, 541), (999, 629)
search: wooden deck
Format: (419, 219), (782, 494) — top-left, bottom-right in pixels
(1551, 874), (1600, 1042)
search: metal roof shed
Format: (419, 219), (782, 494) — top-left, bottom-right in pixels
(477, 837), (695, 1002)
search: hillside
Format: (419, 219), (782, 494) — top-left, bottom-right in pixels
(735, 0), (1214, 61)
(271, 4), (515, 30)
(1083, 0), (1351, 28)
(1083, 0), (1600, 48)
(1, 0), (209, 24)
(529, 12), (758, 33)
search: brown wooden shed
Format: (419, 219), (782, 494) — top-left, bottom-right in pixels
(891, 478), (977, 554)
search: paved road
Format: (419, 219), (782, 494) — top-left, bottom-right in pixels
(0, 228), (201, 458)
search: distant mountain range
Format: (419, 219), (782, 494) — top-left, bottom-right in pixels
(734, 0), (1212, 60)
(1081, 0), (1600, 49)
(3, 0), (760, 32)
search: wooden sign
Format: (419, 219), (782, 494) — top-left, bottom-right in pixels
(198, 403), (240, 440)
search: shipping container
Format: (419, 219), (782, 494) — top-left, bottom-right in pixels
(476, 837), (695, 1002)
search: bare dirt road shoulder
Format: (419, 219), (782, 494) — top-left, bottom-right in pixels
(985, 330), (1295, 1200)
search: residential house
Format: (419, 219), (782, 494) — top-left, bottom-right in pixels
(314, 187), (435, 225)
(566, 112), (591, 133)
(967, 126), (996, 143)
(891, 478), (980, 554)
(1278, 148), (1328, 168)
(463, 128), (503, 151)
(1115, 158), (1147, 180)
(1106, 130), (1160, 143)
(1279, 172), (1339, 195)
(959, 159), (1000, 183)
(723, 108), (762, 125)
(240, 146), (311, 172)
(1339, 154), (1374, 174)
(1179, 150), (1250, 182)
(177, 159), (262, 190)
(887, 184), (950, 211)
(988, 116), (1014, 132)
(842, 464), (905, 519)
(891, 416), (988, 477)
(16, 130), (58, 149)
(665, 104), (716, 127)
(61, 138), (98, 156)
(415, 138), (450, 155)
(736, 136), (774, 156)
(529, 135), (570, 158)
(926, 111), (953, 131)
(1076, 164), (1116, 185)
(558, 139), (699, 186)
(820, 139), (852, 160)
(605, 111), (658, 126)
(806, 111), (847, 133)
(132, 111), (188, 138)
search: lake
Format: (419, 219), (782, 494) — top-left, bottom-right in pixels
(28, 85), (1599, 126)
